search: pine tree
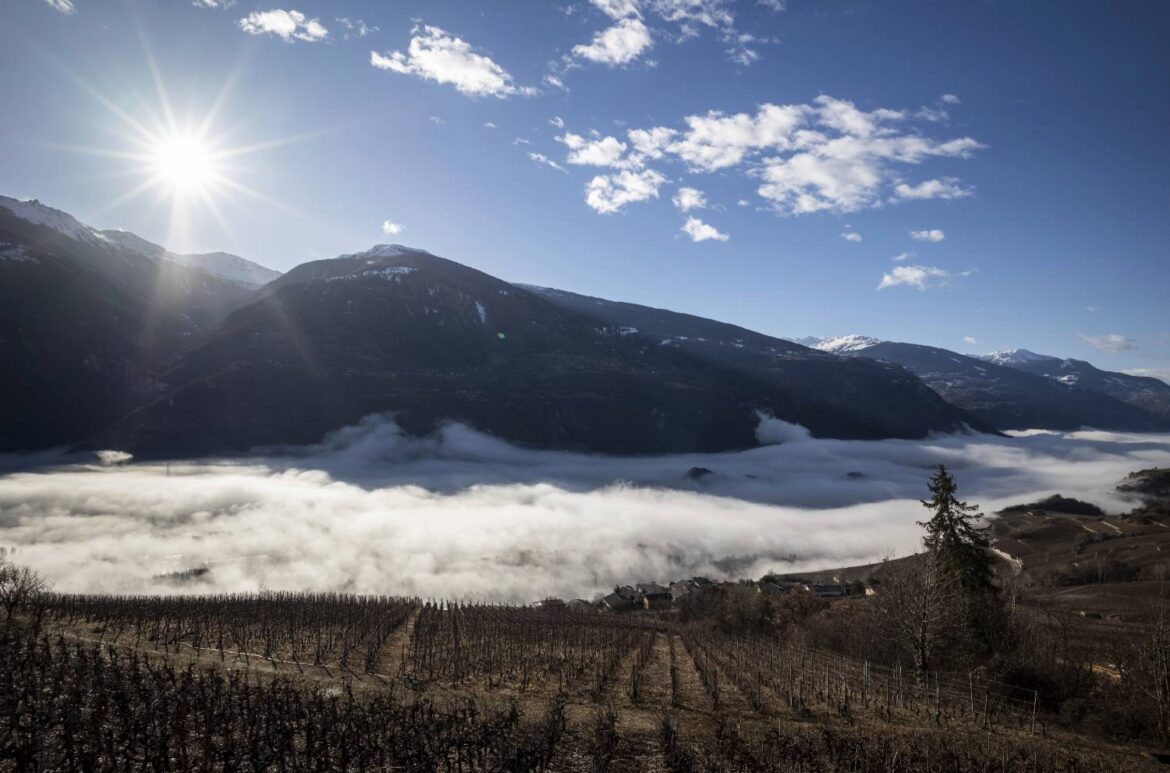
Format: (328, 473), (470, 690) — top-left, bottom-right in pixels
(917, 465), (994, 594)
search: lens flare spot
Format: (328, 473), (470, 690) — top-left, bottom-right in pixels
(149, 134), (218, 193)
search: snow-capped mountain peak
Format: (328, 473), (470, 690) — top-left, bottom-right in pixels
(0, 195), (109, 245)
(811, 334), (883, 354)
(355, 244), (431, 259)
(982, 348), (1058, 366)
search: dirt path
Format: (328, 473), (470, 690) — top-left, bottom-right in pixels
(374, 604), (420, 677)
(667, 634), (713, 714)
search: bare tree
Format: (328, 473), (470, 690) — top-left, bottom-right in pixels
(872, 555), (964, 672)
(0, 562), (50, 624)
(1130, 606), (1170, 741)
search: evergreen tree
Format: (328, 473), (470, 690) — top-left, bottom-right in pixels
(918, 465), (994, 593)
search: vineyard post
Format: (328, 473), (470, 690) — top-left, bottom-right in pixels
(968, 671), (974, 717)
(1030, 690), (1038, 734)
(934, 674), (941, 724)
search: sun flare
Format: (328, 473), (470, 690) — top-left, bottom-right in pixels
(148, 133), (219, 193)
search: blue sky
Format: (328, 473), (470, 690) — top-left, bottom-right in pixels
(2, 0), (1168, 380)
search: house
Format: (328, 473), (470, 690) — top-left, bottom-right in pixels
(637, 582), (672, 610)
(669, 576), (714, 602)
(533, 597), (565, 609)
(811, 583), (846, 599)
(602, 585), (640, 612)
(758, 578), (804, 595)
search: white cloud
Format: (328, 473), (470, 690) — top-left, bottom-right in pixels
(381, 220), (403, 236)
(484, 122), (497, 129)
(672, 186), (707, 211)
(546, 95), (982, 219)
(1124, 368), (1170, 386)
(238, 9), (327, 42)
(671, 103), (808, 172)
(336, 17), (377, 39)
(681, 216), (729, 242)
(1081, 334), (1138, 353)
(648, 0), (734, 30)
(566, 0), (768, 73)
(611, 97), (980, 216)
(558, 132), (631, 167)
(759, 0), (786, 11)
(528, 152), (569, 174)
(370, 26), (533, 98)
(877, 264), (950, 291)
(892, 251), (911, 262)
(585, 169), (667, 213)
(895, 178), (972, 201)
(736, 199), (750, 207)
(940, 93), (961, 105)
(592, 0), (643, 19)
(3, 416), (1166, 602)
(572, 16), (654, 65)
(44, 0), (76, 11)
(910, 229), (945, 242)
(193, 0), (233, 7)
(428, 115), (446, 125)
(963, 336), (979, 345)
(841, 231), (862, 243)
(549, 116), (566, 129)
(627, 127), (678, 160)
(543, 74), (568, 92)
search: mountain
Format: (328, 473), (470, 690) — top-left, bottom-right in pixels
(100, 229), (280, 289)
(510, 286), (990, 438)
(107, 247), (985, 457)
(982, 349), (1170, 421)
(0, 196), (259, 451)
(803, 337), (1170, 432)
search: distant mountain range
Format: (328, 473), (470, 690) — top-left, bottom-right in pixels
(1, 194), (1166, 456)
(795, 337), (1170, 432)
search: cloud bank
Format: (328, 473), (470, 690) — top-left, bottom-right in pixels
(1, 416), (1167, 603)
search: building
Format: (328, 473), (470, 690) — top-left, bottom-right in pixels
(637, 582), (672, 610)
(601, 585), (640, 612)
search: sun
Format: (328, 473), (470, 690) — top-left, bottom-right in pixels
(148, 132), (220, 194)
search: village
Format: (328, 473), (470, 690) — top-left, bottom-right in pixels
(533, 573), (862, 612)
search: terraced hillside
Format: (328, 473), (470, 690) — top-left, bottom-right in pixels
(3, 591), (1160, 771)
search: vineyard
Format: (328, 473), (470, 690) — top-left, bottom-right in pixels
(0, 591), (1155, 771)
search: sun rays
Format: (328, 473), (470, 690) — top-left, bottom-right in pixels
(34, 34), (334, 257)
(147, 132), (220, 194)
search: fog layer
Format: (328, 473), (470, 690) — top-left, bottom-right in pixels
(1, 415), (1167, 602)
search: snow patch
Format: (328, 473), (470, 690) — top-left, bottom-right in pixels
(983, 349), (1057, 366)
(0, 195), (108, 245)
(811, 335), (882, 354)
(0, 244), (36, 263)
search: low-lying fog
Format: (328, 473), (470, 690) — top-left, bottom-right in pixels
(1, 415), (1168, 603)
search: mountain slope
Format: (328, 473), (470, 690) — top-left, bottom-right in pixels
(822, 339), (1170, 432)
(0, 196), (260, 451)
(109, 247), (985, 456)
(100, 229), (280, 289)
(513, 286), (992, 439)
(983, 349), (1170, 420)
